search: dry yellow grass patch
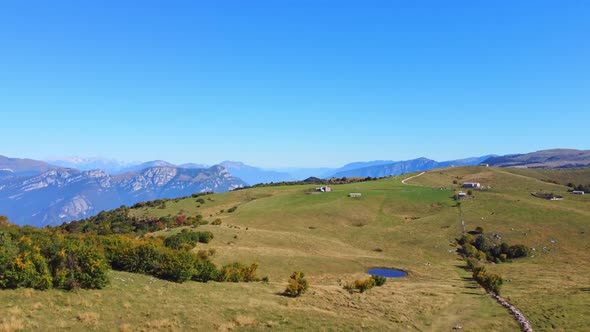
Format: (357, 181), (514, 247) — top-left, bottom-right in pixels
(144, 319), (178, 329)
(30, 302), (43, 311)
(6, 307), (21, 316)
(21, 289), (33, 299)
(76, 311), (100, 324)
(0, 317), (25, 332)
(118, 323), (133, 332)
(215, 322), (235, 332)
(233, 315), (258, 327)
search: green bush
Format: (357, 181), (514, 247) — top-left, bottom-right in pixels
(284, 271), (308, 297)
(164, 231), (214, 250)
(371, 275), (387, 287)
(0, 226), (108, 290)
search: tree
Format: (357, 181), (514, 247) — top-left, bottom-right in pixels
(284, 271), (309, 297)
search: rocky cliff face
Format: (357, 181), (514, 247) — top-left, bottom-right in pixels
(0, 166), (245, 227)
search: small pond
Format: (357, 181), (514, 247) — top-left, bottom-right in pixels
(367, 267), (408, 278)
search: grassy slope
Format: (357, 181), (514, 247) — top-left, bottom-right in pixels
(410, 166), (590, 331)
(1, 167), (588, 331)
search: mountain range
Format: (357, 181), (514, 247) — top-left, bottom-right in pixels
(483, 149), (590, 168)
(0, 163), (245, 227)
(1, 148), (588, 227)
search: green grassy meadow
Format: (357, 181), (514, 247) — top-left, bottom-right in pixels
(1, 166), (589, 331)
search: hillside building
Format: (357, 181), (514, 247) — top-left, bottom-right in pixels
(316, 186), (332, 192)
(572, 191), (585, 195)
(462, 182), (481, 189)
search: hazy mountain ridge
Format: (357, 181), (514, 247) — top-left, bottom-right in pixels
(220, 161), (295, 185)
(0, 155), (59, 178)
(483, 149), (590, 168)
(0, 165), (245, 227)
(46, 157), (141, 174)
(329, 155), (495, 178)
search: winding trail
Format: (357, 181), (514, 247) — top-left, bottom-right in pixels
(401, 172), (425, 185)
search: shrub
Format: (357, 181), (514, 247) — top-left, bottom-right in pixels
(354, 278), (375, 293)
(217, 262), (259, 282)
(284, 271), (308, 297)
(507, 244), (530, 259)
(466, 257), (480, 270)
(211, 219), (222, 226)
(472, 265), (503, 295)
(227, 206), (238, 213)
(343, 282), (355, 294)
(164, 231), (214, 250)
(371, 275), (386, 287)
(157, 250), (197, 283)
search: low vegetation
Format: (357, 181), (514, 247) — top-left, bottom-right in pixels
(283, 271), (308, 297)
(163, 229), (214, 250)
(457, 227), (530, 264)
(0, 215), (261, 290)
(0, 218), (109, 290)
(344, 275), (387, 293)
(457, 227), (527, 295)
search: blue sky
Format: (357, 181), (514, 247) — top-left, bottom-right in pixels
(0, 1), (588, 167)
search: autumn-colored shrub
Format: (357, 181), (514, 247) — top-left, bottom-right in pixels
(284, 271), (308, 297)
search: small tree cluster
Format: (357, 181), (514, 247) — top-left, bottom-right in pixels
(457, 228), (530, 264)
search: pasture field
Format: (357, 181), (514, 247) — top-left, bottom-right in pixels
(1, 167), (588, 331)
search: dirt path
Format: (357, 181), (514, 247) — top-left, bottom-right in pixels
(401, 172), (425, 185)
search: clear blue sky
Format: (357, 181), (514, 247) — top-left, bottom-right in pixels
(0, 1), (588, 167)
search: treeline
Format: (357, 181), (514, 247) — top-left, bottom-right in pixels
(235, 176), (382, 190)
(567, 183), (589, 192)
(60, 192), (216, 235)
(60, 208), (206, 235)
(0, 216), (260, 290)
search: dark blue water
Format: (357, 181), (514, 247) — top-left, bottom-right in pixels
(368, 268), (408, 278)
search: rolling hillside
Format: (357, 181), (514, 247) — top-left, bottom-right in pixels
(1, 166), (589, 331)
